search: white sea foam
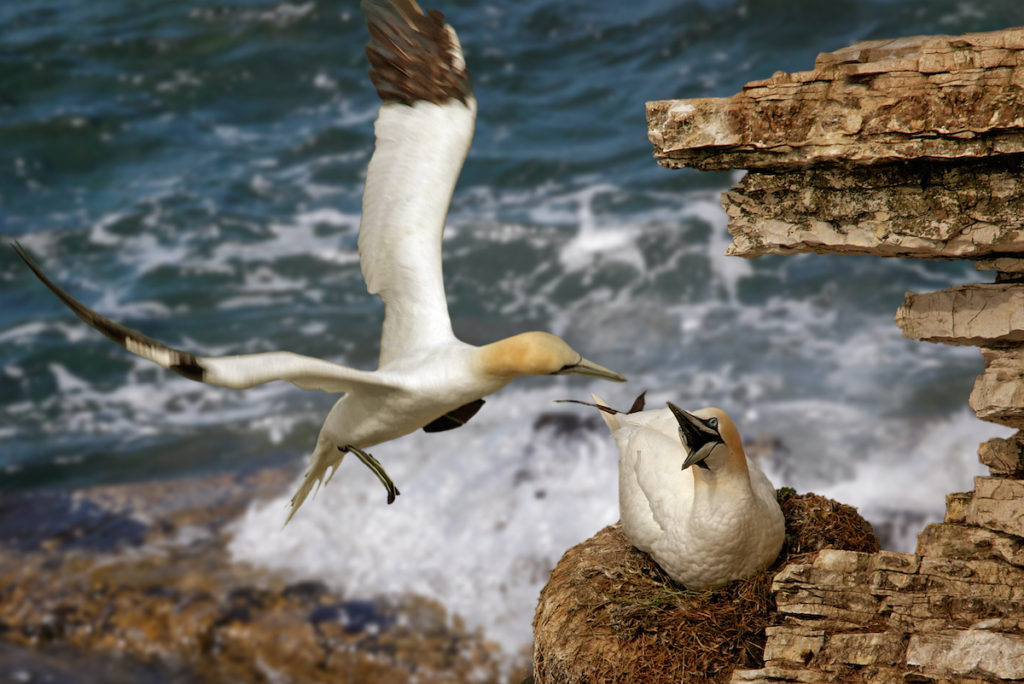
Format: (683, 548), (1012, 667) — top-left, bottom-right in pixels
(228, 383), (621, 654)
(554, 183), (646, 273)
(205, 207), (360, 266)
(818, 409), (1013, 551)
(0, 321), (54, 344)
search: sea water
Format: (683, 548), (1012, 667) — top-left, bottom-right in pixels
(2, 0), (1021, 658)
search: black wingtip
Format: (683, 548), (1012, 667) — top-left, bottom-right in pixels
(11, 241), (33, 266)
(11, 244), (209, 384)
(627, 390), (647, 414)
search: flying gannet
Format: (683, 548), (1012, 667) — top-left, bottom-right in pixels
(592, 395), (784, 588)
(11, 0), (626, 522)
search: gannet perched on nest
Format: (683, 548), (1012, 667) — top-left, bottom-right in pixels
(11, 0), (626, 522)
(591, 394), (784, 588)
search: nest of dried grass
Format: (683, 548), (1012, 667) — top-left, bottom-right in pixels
(532, 489), (879, 683)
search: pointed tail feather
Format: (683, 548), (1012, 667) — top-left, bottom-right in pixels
(285, 439), (344, 525)
(590, 394), (620, 433)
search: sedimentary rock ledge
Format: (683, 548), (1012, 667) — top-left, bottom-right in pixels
(723, 159), (1024, 258)
(648, 29), (1024, 172)
(732, 431), (1024, 682)
(736, 548), (1024, 682)
(894, 283), (1024, 346)
(970, 347), (1024, 428)
(649, 25), (1024, 260)
(978, 430), (1024, 475)
(646, 22), (1024, 682)
(978, 257), (1024, 274)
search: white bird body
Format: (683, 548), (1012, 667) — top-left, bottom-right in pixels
(13, 0), (625, 522)
(595, 397), (784, 589)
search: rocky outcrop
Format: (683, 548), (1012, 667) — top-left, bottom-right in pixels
(894, 284), (1024, 346)
(648, 28), (1024, 172)
(732, 438), (1024, 683)
(637, 24), (1024, 683)
(649, 30), (1024, 259)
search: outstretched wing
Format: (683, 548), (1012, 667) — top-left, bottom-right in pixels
(12, 244), (397, 394)
(359, 0), (476, 367)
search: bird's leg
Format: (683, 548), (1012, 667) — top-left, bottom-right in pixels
(340, 445), (400, 504)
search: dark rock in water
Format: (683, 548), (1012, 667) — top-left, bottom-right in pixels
(531, 411), (602, 437)
(0, 489), (147, 552)
(0, 468), (523, 683)
(283, 579), (330, 603)
(310, 600), (393, 635)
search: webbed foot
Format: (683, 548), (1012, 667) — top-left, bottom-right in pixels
(340, 445), (400, 504)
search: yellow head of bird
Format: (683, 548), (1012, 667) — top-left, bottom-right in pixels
(479, 331), (626, 382)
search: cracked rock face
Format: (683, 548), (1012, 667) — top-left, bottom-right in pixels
(895, 284), (1024, 347)
(646, 23), (1024, 684)
(723, 161), (1024, 259)
(648, 29), (1024, 173)
(648, 29), (1024, 261)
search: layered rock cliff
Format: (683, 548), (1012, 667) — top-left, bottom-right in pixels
(652, 26), (1024, 683)
(533, 26), (1024, 684)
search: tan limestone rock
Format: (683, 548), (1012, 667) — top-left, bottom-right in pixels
(978, 431), (1024, 475)
(894, 284), (1024, 345)
(648, 29), (1024, 172)
(965, 476), (1024, 537)
(945, 491), (973, 523)
(970, 347), (1024, 428)
(648, 26), (1024, 260)
(729, 666), (825, 683)
(906, 629), (1024, 680)
(977, 257), (1024, 273)
(762, 628), (824, 664)
(820, 632), (906, 667)
(917, 522), (1024, 567)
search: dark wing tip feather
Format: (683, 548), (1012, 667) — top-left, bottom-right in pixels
(11, 242), (207, 384)
(361, 0), (471, 105)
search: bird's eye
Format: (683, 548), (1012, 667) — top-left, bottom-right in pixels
(707, 417), (719, 429)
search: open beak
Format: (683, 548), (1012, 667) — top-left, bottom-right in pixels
(667, 402), (719, 470)
(556, 357), (627, 383)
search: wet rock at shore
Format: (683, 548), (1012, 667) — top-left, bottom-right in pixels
(0, 468), (524, 683)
